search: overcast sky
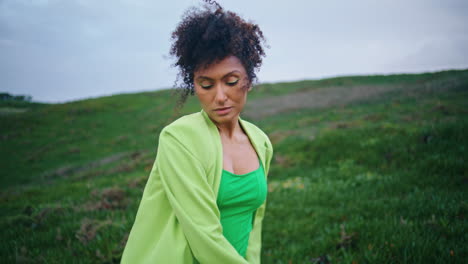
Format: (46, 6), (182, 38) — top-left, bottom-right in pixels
(1, 0), (467, 103)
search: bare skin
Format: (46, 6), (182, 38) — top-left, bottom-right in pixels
(193, 55), (259, 174)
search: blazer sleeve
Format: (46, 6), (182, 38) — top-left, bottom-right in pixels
(157, 128), (248, 264)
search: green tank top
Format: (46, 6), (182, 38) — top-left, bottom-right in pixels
(216, 159), (268, 258)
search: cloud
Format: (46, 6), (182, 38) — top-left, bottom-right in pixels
(0, 0), (467, 102)
(384, 37), (468, 72)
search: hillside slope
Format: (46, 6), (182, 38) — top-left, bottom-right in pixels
(1, 69), (467, 263)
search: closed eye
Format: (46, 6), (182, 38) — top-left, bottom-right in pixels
(226, 79), (239, 86)
(199, 80), (213, 89)
(201, 84), (213, 89)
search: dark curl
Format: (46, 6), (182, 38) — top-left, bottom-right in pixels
(169, 1), (267, 106)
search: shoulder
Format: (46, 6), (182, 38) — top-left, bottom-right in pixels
(160, 112), (208, 139)
(163, 111), (204, 131)
(158, 111), (215, 156)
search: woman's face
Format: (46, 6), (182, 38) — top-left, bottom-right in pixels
(193, 55), (251, 126)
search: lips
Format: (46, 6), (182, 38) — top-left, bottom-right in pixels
(213, 106), (232, 115)
(215, 107), (231, 111)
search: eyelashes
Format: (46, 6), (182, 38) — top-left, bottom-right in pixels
(227, 79), (239, 86)
(200, 84), (212, 89)
(199, 79), (239, 89)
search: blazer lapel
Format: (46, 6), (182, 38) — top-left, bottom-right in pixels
(239, 118), (269, 176)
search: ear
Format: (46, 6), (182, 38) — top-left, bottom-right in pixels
(247, 85), (253, 92)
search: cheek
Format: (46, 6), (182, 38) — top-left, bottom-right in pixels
(234, 91), (248, 104)
(194, 89), (212, 106)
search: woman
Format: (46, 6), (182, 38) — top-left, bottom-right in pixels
(121, 1), (272, 263)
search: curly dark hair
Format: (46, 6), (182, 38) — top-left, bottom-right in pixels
(169, 0), (267, 106)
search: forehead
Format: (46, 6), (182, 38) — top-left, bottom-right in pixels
(194, 56), (246, 78)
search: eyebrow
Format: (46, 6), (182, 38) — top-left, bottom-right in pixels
(195, 70), (241, 81)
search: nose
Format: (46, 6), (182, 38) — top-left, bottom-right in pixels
(214, 84), (228, 104)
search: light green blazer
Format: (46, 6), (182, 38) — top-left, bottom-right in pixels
(121, 109), (273, 264)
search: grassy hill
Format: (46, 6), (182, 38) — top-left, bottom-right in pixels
(1, 69), (467, 263)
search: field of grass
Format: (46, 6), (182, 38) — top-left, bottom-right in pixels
(1, 69), (467, 263)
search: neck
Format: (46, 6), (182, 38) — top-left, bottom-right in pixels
(214, 115), (242, 139)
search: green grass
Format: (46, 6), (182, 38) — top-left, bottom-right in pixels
(1, 69), (467, 263)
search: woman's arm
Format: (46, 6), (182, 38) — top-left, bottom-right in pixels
(157, 128), (248, 264)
